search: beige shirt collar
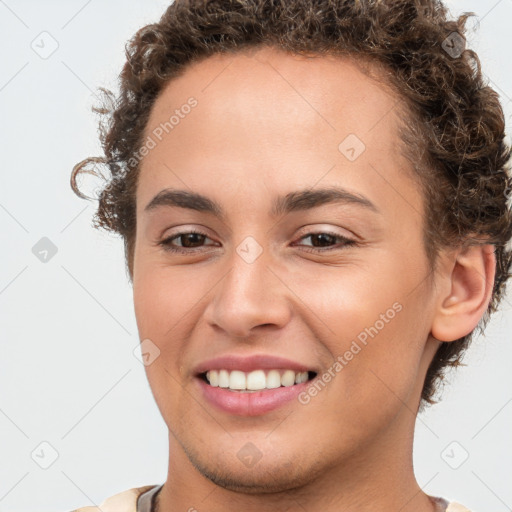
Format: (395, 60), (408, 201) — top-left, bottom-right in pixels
(71, 485), (472, 512)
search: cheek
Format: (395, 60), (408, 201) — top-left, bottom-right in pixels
(301, 304), (426, 445)
(133, 266), (201, 426)
(297, 256), (430, 405)
(132, 266), (192, 397)
(133, 262), (209, 337)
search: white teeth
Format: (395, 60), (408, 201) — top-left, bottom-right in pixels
(266, 369), (282, 389)
(204, 369), (310, 391)
(281, 369), (296, 387)
(218, 369), (230, 388)
(295, 371), (308, 384)
(206, 370), (218, 387)
(246, 370), (266, 390)
(300, 372), (308, 383)
(229, 370), (246, 390)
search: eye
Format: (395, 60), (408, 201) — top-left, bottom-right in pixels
(158, 229), (357, 254)
(158, 229), (217, 253)
(293, 231), (357, 253)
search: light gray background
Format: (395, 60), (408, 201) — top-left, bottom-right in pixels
(0, 1), (510, 511)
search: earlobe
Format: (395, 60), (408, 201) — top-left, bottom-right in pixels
(431, 244), (496, 342)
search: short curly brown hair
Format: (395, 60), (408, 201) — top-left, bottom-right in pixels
(71, 0), (512, 407)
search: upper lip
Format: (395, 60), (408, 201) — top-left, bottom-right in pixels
(193, 354), (316, 375)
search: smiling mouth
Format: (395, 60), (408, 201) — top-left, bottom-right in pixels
(199, 369), (317, 392)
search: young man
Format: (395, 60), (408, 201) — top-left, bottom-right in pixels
(70, 0), (512, 511)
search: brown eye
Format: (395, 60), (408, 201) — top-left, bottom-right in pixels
(295, 231), (357, 252)
(174, 232), (207, 248)
(306, 233), (337, 247)
(159, 230), (217, 253)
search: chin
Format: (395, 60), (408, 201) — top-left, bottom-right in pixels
(183, 444), (321, 495)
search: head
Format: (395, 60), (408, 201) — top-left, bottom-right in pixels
(71, 0), (512, 493)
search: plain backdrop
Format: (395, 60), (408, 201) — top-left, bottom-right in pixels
(0, 1), (511, 511)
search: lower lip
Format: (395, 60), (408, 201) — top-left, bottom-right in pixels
(196, 376), (310, 416)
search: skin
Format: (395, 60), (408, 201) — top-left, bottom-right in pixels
(131, 47), (495, 512)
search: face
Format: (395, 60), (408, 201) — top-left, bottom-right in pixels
(132, 47), (440, 492)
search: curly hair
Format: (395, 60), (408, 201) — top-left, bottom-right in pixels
(71, 0), (512, 407)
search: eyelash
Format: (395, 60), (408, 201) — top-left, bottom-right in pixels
(158, 229), (357, 254)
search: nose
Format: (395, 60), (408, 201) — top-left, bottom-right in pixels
(202, 241), (292, 339)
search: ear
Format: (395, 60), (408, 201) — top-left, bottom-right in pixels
(431, 244), (496, 342)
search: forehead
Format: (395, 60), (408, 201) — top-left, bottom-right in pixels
(143, 46), (402, 142)
(137, 47), (420, 218)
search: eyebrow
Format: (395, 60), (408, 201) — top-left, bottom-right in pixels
(143, 186), (380, 219)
